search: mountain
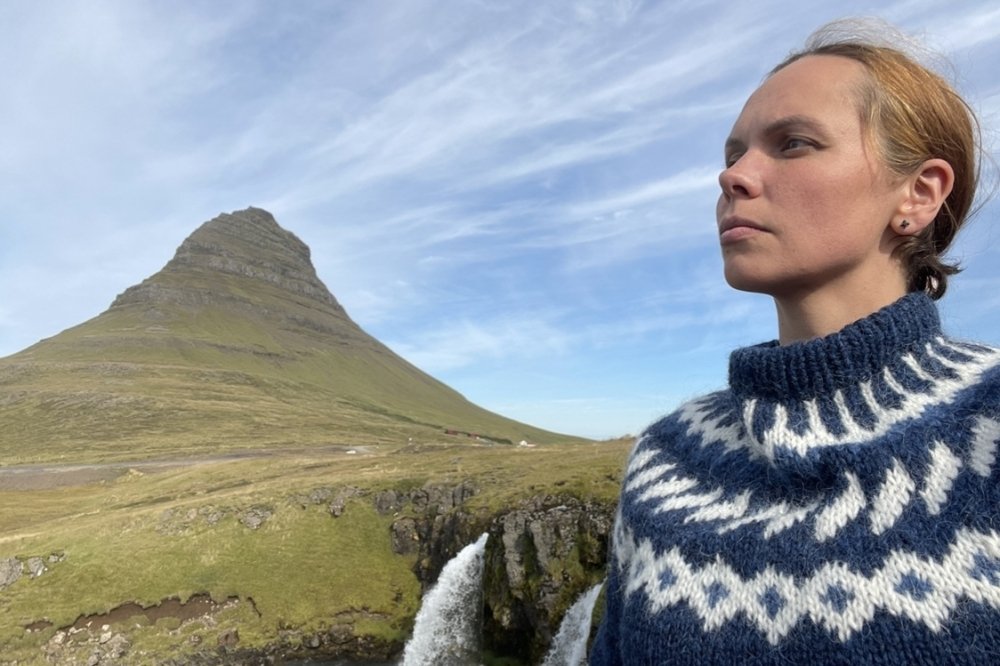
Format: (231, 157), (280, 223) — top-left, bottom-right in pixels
(0, 207), (578, 463)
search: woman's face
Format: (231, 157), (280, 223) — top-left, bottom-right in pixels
(716, 55), (905, 300)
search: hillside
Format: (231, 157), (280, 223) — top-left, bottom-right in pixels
(0, 207), (579, 464)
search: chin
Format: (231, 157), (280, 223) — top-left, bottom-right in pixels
(722, 267), (776, 295)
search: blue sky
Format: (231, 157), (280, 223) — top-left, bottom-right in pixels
(1, 1), (999, 439)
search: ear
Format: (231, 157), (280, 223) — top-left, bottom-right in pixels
(893, 158), (955, 235)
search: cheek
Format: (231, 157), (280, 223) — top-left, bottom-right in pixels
(782, 175), (852, 224)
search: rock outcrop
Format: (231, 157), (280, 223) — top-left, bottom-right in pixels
(385, 481), (484, 591)
(387, 482), (614, 664)
(0, 557), (22, 589)
(1, 551), (65, 590)
(483, 496), (612, 662)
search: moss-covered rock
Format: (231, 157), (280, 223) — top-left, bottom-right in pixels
(481, 495), (614, 664)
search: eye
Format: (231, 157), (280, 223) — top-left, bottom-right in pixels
(780, 136), (814, 153)
(724, 151), (743, 168)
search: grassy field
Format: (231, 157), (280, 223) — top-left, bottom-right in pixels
(0, 438), (632, 664)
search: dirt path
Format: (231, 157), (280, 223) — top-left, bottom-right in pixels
(0, 445), (374, 491)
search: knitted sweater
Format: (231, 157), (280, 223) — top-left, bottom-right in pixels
(590, 293), (1000, 665)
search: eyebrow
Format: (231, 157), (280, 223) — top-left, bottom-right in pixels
(725, 114), (828, 153)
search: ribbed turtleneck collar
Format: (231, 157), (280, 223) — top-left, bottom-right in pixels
(729, 293), (941, 402)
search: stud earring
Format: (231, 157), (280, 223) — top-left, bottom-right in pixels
(899, 219), (911, 230)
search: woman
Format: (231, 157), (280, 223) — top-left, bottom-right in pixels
(590, 19), (1000, 665)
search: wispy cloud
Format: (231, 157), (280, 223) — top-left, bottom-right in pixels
(921, 4), (1000, 51)
(567, 167), (720, 220)
(384, 314), (572, 372)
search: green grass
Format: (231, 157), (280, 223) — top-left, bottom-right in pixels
(0, 316), (585, 464)
(0, 439), (632, 664)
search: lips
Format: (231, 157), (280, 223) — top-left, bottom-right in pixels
(718, 216), (767, 243)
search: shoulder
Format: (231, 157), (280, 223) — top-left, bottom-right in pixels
(626, 389), (737, 465)
(641, 388), (731, 436)
(938, 336), (1000, 406)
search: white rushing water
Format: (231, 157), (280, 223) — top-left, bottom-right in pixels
(541, 582), (603, 666)
(400, 533), (489, 666)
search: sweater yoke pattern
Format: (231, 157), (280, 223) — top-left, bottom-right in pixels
(681, 336), (1000, 460)
(601, 294), (1000, 661)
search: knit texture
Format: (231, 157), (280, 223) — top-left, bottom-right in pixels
(590, 293), (1000, 665)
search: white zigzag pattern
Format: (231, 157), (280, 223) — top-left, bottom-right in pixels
(813, 472), (864, 542)
(674, 339), (1000, 460)
(625, 419), (1000, 542)
(921, 441), (962, 515)
(675, 396), (745, 455)
(970, 416), (1000, 476)
(616, 525), (1000, 644)
(869, 459), (915, 535)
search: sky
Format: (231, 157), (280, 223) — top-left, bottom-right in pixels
(2, 1), (999, 440)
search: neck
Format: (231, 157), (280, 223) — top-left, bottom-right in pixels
(774, 279), (908, 346)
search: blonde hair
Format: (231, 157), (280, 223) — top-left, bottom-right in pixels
(773, 19), (981, 299)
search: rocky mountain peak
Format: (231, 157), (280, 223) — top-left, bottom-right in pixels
(179, 207), (310, 260)
(110, 207), (346, 317)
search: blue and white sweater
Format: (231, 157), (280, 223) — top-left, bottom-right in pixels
(590, 293), (1000, 665)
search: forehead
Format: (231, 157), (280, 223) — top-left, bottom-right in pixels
(730, 55), (867, 137)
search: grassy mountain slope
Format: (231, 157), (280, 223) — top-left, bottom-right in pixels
(0, 208), (580, 464)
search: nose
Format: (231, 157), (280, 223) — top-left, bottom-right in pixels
(718, 156), (760, 200)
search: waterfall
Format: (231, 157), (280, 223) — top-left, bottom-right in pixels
(541, 582), (603, 666)
(400, 533), (489, 666)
